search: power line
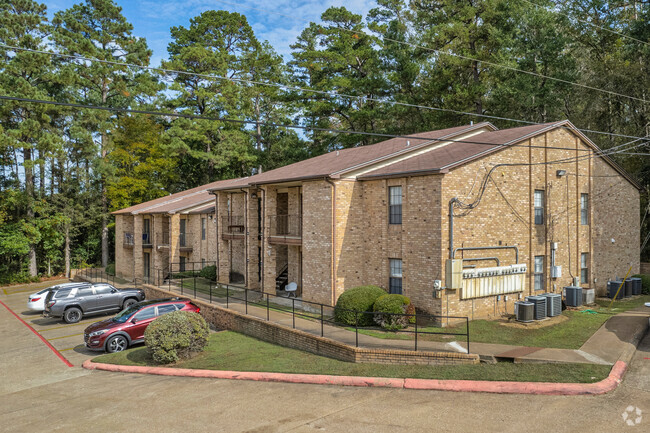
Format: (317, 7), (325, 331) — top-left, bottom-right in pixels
(212, 0), (648, 105)
(522, 0), (650, 48)
(2, 43), (647, 143)
(2, 94), (633, 154)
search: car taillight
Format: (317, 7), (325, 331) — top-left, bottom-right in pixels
(196, 307), (200, 313)
(47, 301), (56, 308)
(31, 297), (41, 302)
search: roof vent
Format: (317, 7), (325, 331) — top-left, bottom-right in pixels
(336, 150), (339, 156)
(406, 140), (410, 147)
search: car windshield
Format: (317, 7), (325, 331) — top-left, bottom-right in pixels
(112, 305), (141, 323)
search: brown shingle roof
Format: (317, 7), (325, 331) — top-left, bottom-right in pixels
(209, 123), (488, 190)
(357, 122), (562, 179)
(112, 178), (244, 215)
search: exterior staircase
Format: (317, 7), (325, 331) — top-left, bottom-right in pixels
(275, 265), (289, 292)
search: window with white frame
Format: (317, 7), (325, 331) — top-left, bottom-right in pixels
(201, 217), (206, 240)
(389, 259), (403, 294)
(534, 190), (544, 225)
(388, 186), (402, 225)
(534, 256), (544, 291)
(581, 194), (589, 225)
(581, 253), (589, 284)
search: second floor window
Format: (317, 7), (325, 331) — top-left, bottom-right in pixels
(534, 190), (544, 225)
(581, 194), (589, 225)
(389, 186), (402, 225)
(201, 217), (206, 240)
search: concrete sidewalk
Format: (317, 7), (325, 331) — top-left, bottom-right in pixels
(78, 274), (650, 366)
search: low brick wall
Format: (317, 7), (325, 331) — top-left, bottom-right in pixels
(141, 284), (479, 366)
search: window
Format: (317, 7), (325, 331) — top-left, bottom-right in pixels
(581, 253), (589, 284)
(179, 256), (186, 273)
(534, 256), (544, 291)
(157, 304), (177, 316)
(143, 218), (151, 244)
(388, 186), (402, 225)
(134, 307), (156, 321)
(389, 259), (403, 294)
(581, 194), (589, 225)
(54, 289), (72, 299)
(201, 217), (206, 240)
(94, 286), (113, 295)
(180, 219), (187, 247)
(534, 190), (544, 225)
(77, 288), (94, 298)
(201, 258), (205, 268)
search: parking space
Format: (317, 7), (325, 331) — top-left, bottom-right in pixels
(0, 279), (116, 367)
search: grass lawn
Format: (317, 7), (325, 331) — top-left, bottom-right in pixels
(348, 295), (650, 350)
(177, 278), (234, 298)
(94, 331), (611, 383)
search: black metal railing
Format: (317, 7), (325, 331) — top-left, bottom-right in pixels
(123, 232), (134, 247)
(158, 232), (170, 247)
(269, 214), (302, 238)
(221, 215), (245, 234)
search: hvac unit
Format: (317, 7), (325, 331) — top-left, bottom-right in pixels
(551, 266), (562, 278)
(582, 289), (595, 305)
(525, 296), (547, 320)
(565, 286), (583, 307)
(624, 279), (633, 297)
(607, 280), (622, 299)
(515, 301), (534, 323)
(541, 293), (562, 317)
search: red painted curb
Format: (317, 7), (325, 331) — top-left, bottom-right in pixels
(81, 359), (627, 395)
(1, 300), (73, 367)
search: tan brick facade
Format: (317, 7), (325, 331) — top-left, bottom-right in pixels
(116, 123), (640, 322)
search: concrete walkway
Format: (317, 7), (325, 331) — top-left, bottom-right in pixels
(79, 274), (650, 366)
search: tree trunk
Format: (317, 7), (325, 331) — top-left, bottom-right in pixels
(65, 224), (71, 278)
(101, 87), (109, 268)
(24, 146), (38, 277)
(256, 96), (263, 174)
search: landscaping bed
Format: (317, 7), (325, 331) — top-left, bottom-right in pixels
(347, 295), (650, 350)
(94, 331), (611, 383)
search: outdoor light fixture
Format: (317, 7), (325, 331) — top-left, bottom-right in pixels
(556, 169), (566, 177)
(250, 192), (257, 198)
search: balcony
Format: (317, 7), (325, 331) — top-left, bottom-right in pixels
(180, 232), (193, 251)
(221, 215), (245, 240)
(269, 215), (302, 245)
(142, 232), (152, 248)
(157, 232), (170, 249)
(123, 232), (134, 248)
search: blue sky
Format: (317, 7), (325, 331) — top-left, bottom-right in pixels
(45, 0), (378, 66)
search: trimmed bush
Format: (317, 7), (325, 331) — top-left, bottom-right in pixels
(199, 265), (216, 281)
(334, 285), (386, 326)
(372, 294), (413, 330)
(105, 263), (115, 276)
(144, 311), (209, 364)
(632, 274), (650, 295)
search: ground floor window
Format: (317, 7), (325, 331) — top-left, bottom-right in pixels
(180, 256), (186, 272)
(143, 253), (150, 279)
(534, 256), (544, 291)
(581, 253), (589, 284)
(389, 259), (402, 294)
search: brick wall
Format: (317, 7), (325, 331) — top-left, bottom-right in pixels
(140, 284), (479, 366)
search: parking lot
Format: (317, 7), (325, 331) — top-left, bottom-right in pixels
(0, 279), (116, 368)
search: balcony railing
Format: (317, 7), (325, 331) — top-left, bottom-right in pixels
(221, 215), (245, 236)
(142, 232), (152, 247)
(180, 232), (193, 249)
(269, 215), (302, 244)
(158, 232), (170, 247)
(123, 232), (134, 247)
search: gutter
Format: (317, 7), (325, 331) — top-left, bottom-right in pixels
(325, 177), (337, 305)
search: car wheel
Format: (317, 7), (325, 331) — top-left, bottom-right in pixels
(123, 298), (137, 309)
(106, 335), (128, 353)
(64, 307), (82, 324)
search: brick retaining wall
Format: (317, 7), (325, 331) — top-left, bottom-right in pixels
(141, 284), (479, 366)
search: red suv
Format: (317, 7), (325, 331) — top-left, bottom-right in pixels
(84, 298), (200, 353)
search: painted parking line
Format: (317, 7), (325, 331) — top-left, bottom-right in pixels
(0, 300), (73, 367)
(37, 322), (96, 332)
(47, 333), (84, 341)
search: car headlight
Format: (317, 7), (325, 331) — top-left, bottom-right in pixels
(89, 330), (107, 337)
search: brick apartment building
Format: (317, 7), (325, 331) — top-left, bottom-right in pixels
(114, 120), (640, 320)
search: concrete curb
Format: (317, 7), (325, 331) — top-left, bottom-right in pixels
(81, 359), (627, 395)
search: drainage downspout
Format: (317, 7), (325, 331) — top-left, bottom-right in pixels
(325, 177), (336, 305)
(211, 191), (220, 283)
(241, 188), (249, 288)
(260, 187), (265, 294)
(449, 198), (458, 259)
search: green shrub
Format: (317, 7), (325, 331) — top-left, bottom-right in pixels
(170, 271), (196, 279)
(372, 294), (413, 330)
(199, 265), (217, 281)
(144, 311), (210, 364)
(334, 285), (386, 326)
(105, 263), (115, 276)
(632, 274), (650, 295)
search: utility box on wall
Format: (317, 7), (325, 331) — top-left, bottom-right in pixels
(445, 259), (463, 290)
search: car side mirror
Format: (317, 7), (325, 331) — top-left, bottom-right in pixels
(111, 288), (117, 293)
(131, 318), (138, 324)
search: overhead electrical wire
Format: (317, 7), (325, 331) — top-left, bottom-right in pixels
(211, 0), (648, 105)
(0, 44), (647, 143)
